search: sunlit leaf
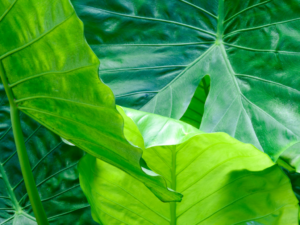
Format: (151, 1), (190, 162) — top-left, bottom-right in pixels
(79, 107), (298, 224)
(0, 0), (180, 202)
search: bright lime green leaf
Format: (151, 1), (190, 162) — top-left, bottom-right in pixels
(122, 107), (203, 148)
(0, 0), (180, 202)
(79, 108), (298, 225)
(0, 81), (97, 224)
(116, 106), (145, 150)
(71, 0), (300, 164)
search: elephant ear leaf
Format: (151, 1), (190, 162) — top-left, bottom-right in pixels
(71, 0), (300, 165)
(79, 108), (298, 225)
(0, 80), (97, 224)
(0, 0), (180, 202)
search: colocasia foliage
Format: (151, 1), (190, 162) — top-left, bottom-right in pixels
(0, 0), (300, 224)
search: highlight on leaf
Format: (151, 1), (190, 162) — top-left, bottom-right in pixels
(0, 0), (181, 203)
(1, 0), (300, 224)
(79, 107), (298, 225)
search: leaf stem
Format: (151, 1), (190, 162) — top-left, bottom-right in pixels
(0, 62), (49, 225)
(170, 147), (177, 225)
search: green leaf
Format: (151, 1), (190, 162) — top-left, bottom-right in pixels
(282, 168), (300, 203)
(180, 75), (210, 128)
(0, 80), (97, 224)
(79, 107), (298, 225)
(71, 0), (300, 163)
(0, 0), (180, 202)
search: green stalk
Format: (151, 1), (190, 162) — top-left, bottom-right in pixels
(0, 62), (49, 225)
(170, 147), (177, 225)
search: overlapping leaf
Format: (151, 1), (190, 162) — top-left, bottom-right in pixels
(0, 80), (97, 224)
(79, 107), (298, 224)
(0, 0), (180, 201)
(72, 0), (300, 166)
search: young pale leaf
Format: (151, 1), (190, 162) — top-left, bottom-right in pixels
(0, 81), (96, 224)
(71, 0), (300, 165)
(0, 0), (180, 201)
(79, 108), (298, 225)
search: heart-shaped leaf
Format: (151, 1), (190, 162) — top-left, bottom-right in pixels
(79, 107), (298, 224)
(71, 0), (300, 166)
(0, 80), (97, 224)
(0, 0), (180, 201)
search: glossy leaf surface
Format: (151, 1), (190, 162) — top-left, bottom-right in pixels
(0, 0), (180, 201)
(72, 0), (300, 164)
(0, 80), (97, 224)
(79, 107), (298, 224)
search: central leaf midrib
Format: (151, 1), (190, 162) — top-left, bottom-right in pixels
(216, 0), (252, 139)
(141, 0), (224, 115)
(216, 0), (262, 149)
(216, 0), (224, 42)
(170, 146), (177, 225)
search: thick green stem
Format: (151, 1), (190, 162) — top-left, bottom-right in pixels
(0, 62), (49, 225)
(170, 147), (177, 225)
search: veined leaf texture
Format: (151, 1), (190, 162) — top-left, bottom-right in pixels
(0, 0), (181, 202)
(79, 107), (298, 225)
(72, 0), (300, 171)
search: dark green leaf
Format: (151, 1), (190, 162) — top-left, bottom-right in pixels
(0, 0), (180, 202)
(0, 80), (97, 224)
(72, 0), (300, 165)
(180, 75), (210, 128)
(79, 107), (298, 225)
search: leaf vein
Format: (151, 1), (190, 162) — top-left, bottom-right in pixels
(180, 154), (258, 193)
(85, 6), (216, 36)
(224, 0), (272, 24)
(47, 205), (90, 221)
(235, 74), (300, 95)
(96, 175), (170, 222)
(177, 172), (259, 219)
(224, 17), (300, 38)
(95, 192), (157, 225)
(101, 65), (186, 73)
(0, 12), (75, 60)
(10, 64), (98, 88)
(141, 45), (216, 111)
(179, 0), (217, 19)
(196, 181), (290, 224)
(231, 203), (296, 225)
(241, 94), (299, 138)
(0, 0), (17, 23)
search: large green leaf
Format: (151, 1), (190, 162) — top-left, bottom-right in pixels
(71, 0), (300, 165)
(0, 80), (97, 224)
(0, 0), (180, 201)
(79, 107), (298, 225)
